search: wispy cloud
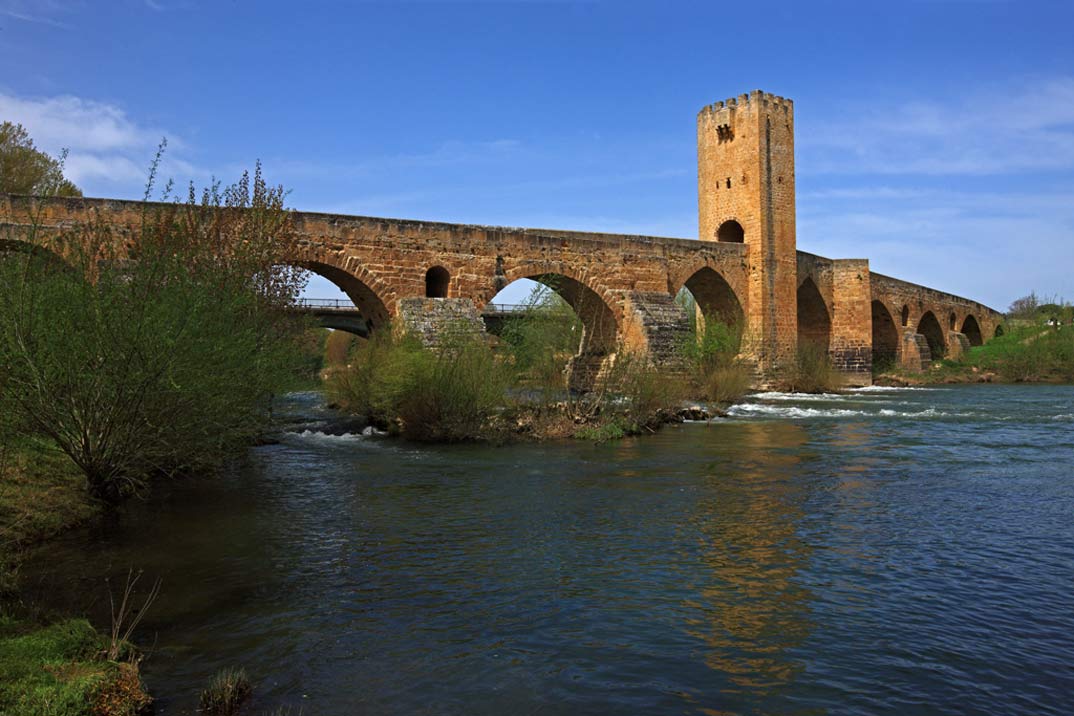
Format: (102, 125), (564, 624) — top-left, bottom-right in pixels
(0, 91), (201, 192)
(802, 77), (1074, 175)
(0, 0), (71, 29)
(798, 185), (1074, 308)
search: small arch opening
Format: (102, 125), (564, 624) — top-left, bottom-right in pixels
(901, 304), (910, 327)
(797, 277), (831, 353)
(871, 301), (899, 369)
(425, 266), (450, 298)
(995, 325), (1006, 338)
(717, 220), (745, 243)
(961, 315), (983, 346)
(917, 311), (946, 361)
(949, 312), (957, 331)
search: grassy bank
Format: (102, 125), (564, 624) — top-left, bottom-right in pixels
(0, 616), (150, 716)
(0, 437), (99, 593)
(877, 322), (1074, 385)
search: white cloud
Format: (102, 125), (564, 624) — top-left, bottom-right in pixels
(798, 187), (1074, 308)
(802, 77), (1074, 175)
(0, 91), (198, 193)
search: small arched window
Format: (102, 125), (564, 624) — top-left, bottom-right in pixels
(901, 305), (910, 327)
(716, 219), (745, 243)
(425, 266), (450, 298)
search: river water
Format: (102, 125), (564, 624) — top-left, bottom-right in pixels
(21, 384), (1074, 715)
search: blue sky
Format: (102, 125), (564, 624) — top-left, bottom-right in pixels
(2, 0), (1073, 309)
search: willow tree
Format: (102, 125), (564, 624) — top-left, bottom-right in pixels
(0, 160), (309, 502)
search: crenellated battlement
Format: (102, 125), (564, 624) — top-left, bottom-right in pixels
(698, 90), (793, 117)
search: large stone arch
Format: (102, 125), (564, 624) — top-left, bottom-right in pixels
(679, 266), (745, 328)
(871, 300), (899, 367)
(961, 314), (983, 347)
(917, 310), (946, 360)
(285, 247), (395, 333)
(486, 263), (621, 390)
(797, 277), (831, 352)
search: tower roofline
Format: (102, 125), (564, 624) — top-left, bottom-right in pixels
(698, 90), (793, 116)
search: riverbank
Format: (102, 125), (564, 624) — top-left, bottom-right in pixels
(0, 440), (153, 715)
(0, 437), (98, 592)
(876, 322), (1074, 386)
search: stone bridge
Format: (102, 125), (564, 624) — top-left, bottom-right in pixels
(0, 90), (1003, 388)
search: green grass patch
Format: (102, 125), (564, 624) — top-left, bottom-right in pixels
(0, 616), (150, 716)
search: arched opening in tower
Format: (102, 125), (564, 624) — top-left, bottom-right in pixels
(871, 301), (899, 368)
(917, 311), (946, 361)
(961, 315), (983, 346)
(797, 277), (831, 353)
(716, 219), (745, 243)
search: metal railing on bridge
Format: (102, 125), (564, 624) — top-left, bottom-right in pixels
(294, 298), (359, 311)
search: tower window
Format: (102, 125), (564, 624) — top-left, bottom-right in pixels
(717, 219), (744, 243)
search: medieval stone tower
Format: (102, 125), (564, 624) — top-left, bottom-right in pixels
(697, 90), (798, 375)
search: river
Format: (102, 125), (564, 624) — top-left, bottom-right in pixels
(21, 384), (1074, 715)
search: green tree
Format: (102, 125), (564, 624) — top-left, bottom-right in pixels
(0, 122), (82, 197)
(0, 161), (308, 502)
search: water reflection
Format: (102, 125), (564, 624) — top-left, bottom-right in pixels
(680, 421), (814, 712)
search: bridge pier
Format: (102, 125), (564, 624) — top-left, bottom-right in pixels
(396, 297), (487, 347)
(829, 260), (873, 387)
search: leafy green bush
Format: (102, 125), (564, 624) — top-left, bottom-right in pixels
(498, 284), (581, 394)
(327, 331), (511, 441)
(0, 163), (309, 502)
(677, 319), (752, 403)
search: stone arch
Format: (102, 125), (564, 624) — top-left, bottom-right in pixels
(961, 315), (983, 346)
(949, 312), (957, 331)
(425, 265), (450, 298)
(488, 266), (620, 391)
(0, 237), (72, 271)
(489, 264), (620, 356)
(797, 277), (831, 352)
(525, 273), (617, 355)
(871, 300), (899, 367)
(901, 304), (910, 327)
(995, 324), (1005, 338)
(289, 256), (393, 334)
(680, 266), (745, 335)
(917, 310), (946, 360)
(716, 219), (745, 243)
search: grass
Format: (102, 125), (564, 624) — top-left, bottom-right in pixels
(783, 342), (842, 393)
(877, 323), (1074, 385)
(0, 436), (98, 593)
(199, 668), (253, 715)
(0, 616), (150, 716)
